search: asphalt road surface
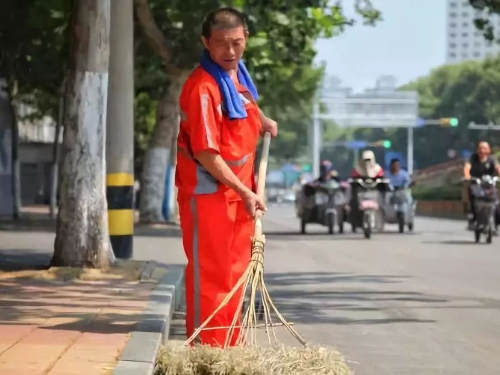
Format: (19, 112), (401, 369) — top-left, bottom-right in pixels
(259, 204), (500, 375)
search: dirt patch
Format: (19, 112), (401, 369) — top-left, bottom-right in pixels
(0, 259), (151, 282)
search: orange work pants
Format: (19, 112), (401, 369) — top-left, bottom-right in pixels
(178, 193), (252, 347)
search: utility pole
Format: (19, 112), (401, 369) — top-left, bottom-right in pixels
(312, 103), (321, 178)
(106, 0), (135, 259)
(407, 127), (414, 175)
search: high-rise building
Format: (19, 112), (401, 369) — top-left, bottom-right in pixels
(446, 0), (500, 64)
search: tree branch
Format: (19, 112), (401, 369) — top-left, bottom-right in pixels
(134, 0), (180, 75)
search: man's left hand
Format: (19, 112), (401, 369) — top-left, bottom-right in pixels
(261, 116), (278, 137)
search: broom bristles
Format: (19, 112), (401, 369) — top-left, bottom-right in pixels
(184, 230), (307, 348)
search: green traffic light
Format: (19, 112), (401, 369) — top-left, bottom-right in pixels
(449, 117), (459, 127)
(382, 140), (392, 148)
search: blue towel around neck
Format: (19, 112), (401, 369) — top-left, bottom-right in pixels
(199, 49), (259, 120)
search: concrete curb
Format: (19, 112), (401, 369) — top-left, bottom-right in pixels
(113, 263), (185, 375)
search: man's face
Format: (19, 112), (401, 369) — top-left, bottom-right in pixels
(478, 142), (491, 158)
(202, 26), (247, 71)
(391, 161), (400, 173)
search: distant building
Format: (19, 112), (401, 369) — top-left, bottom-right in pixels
(0, 80), (60, 213)
(446, 0), (500, 64)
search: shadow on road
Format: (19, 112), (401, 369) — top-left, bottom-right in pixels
(265, 271), (412, 286)
(422, 240), (476, 246)
(262, 271), (441, 326)
(266, 231), (372, 242)
(0, 249), (52, 271)
(266, 230), (419, 241)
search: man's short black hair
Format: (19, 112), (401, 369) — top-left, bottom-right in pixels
(201, 7), (248, 39)
(390, 158), (400, 165)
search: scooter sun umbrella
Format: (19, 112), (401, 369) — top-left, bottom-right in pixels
(184, 132), (307, 348)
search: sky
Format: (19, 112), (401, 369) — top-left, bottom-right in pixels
(314, 0), (447, 92)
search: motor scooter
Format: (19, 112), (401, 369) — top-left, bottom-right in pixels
(297, 179), (349, 234)
(468, 175), (498, 244)
(348, 177), (390, 239)
(382, 185), (416, 233)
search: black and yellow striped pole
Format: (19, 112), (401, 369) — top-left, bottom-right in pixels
(106, 173), (134, 258)
(106, 0), (134, 259)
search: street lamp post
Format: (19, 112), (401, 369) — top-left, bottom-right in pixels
(312, 102), (322, 178)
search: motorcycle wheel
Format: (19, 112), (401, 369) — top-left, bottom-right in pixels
(375, 210), (385, 233)
(363, 213), (371, 239)
(397, 212), (405, 233)
(487, 214), (495, 244)
(327, 213), (335, 234)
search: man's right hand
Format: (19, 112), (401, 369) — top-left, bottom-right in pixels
(241, 190), (266, 218)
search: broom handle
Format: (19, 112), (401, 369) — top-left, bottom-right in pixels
(257, 132), (271, 200)
(254, 132), (271, 235)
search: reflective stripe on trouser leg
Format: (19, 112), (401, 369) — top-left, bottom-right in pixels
(190, 198), (201, 339)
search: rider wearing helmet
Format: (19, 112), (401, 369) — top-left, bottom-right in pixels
(352, 150), (384, 178)
(316, 160), (333, 183)
(463, 141), (500, 227)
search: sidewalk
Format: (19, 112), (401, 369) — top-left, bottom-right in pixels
(0, 206), (187, 374)
(0, 269), (156, 375)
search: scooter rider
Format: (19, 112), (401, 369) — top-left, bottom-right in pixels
(315, 160), (334, 183)
(352, 150), (384, 178)
(349, 151), (385, 228)
(463, 141), (500, 228)
(386, 158), (410, 189)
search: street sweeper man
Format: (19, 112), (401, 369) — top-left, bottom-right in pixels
(175, 7), (278, 347)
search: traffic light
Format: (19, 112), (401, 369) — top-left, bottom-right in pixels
(440, 117), (459, 127)
(382, 140), (392, 149)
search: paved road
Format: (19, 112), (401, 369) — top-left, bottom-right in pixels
(260, 204), (500, 375)
(3, 207), (500, 374)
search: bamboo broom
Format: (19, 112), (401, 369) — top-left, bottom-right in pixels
(185, 132), (307, 348)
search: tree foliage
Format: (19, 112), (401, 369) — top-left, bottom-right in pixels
(470, 0), (500, 43)
(0, 0), (70, 117)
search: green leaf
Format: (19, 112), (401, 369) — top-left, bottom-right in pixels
(247, 36), (268, 48)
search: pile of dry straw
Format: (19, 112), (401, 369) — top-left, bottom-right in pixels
(155, 340), (351, 375)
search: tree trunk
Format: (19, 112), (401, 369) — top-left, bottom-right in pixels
(50, 80), (66, 218)
(139, 72), (186, 223)
(52, 0), (112, 268)
(6, 80), (21, 220)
